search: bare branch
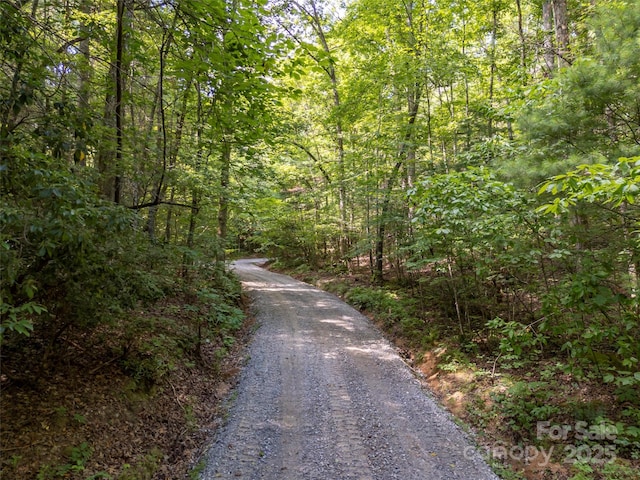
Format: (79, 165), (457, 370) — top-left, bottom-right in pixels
(128, 200), (199, 212)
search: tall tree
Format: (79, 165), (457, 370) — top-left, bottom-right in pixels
(553, 0), (570, 67)
(281, 0), (349, 256)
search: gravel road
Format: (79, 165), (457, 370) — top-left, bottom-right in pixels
(201, 258), (500, 479)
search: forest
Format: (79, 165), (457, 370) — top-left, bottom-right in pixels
(1, 0), (639, 478)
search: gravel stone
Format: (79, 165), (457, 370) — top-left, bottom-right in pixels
(200, 258), (500, 479)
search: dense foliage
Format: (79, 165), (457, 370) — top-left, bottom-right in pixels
(253, 0), (640, 370)
(1, 1), (269, 474)
(1, 0), (279, 344)
(2, 0), (640, 477)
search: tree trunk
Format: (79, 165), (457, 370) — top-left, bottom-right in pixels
(405, 87), (419, 189)
(75, 0), (91, 167)
(217, 138), (232, 259)
(146, 21), (177, 239)
(488, 6), (498, 136)
(426, 88), (434, 162)
(553, 0), (570, 67)
(515, 0), (527, 80)
(449, 83), (457, 156)
(164, 187), (175, 243)
(374, 89), (421, 284)
(183, 86), (204, 276)
(374, 164), (400, 284)
(300, 0), (348, 257)
(113, 0), (125, 204)
(542, 1), (555, 75)
(461, 21), (471, 149)
(96, 62), (117, 201)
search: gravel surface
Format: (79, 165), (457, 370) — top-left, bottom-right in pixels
(201, 258), (500, 479)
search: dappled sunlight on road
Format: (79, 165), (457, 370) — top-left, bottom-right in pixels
(271, 331), (315, 345)
(318, 318), (356, 331)
(240, 281), (309, 291)
(345, 343), (398, 362)
(204, 258), (500, 480)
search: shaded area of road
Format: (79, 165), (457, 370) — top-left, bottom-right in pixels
(201, 258), (500, 479)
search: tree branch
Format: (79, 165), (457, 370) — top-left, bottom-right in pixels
(290, 140), (332, 184)
(129, 200), (199, 212)
(57, 36), (88, 53)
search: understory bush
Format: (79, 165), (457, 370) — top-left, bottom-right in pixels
(345, 286), (416, 324)
(1, 153), (245, 387)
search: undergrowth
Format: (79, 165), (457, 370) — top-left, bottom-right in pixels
(0, 253), (248, 479)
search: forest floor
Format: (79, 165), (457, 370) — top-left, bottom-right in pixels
(0, 294), (255, 480)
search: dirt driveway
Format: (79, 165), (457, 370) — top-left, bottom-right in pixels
(201, 258), (500, 479)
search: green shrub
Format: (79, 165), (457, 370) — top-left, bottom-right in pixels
(490, 381), (562, 440)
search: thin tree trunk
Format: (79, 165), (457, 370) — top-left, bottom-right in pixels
(113, 0), (125, 204)
(320, 36), (347, 255)
(374, 90), (421, 283)
(542, 1), (555, 75)
(217, 138), (232, 259)
(451, 83), (457, 156)
(183, 86), (204, 276)
(146, 18), (177, 239)
(74, 0), (91, 167)
(488, 6), (498, 136)
(405, 88), (419, 189)
(163, 80), (193, 244)
(448, 260), (464, 336)
(96, 62), (117, 200)
(296, 0), (347, 257)
(164, 187), (175, 243)
(426, 88), (434, 162)
(187, 191), (199, 250)
(461, 22), (471, 149)
(515, 0), (527, 79)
